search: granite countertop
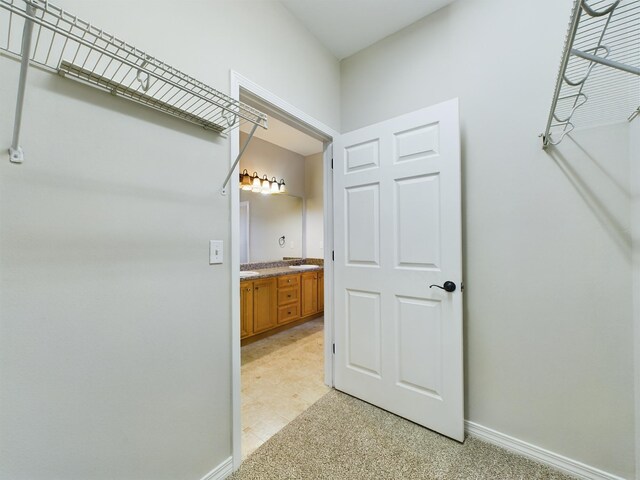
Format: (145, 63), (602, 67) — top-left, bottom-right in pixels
(240, 259), (323, 281)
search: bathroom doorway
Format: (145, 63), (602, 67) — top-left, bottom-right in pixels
(230, 73), (337, 465)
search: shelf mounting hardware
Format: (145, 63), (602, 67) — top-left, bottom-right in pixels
(221, 122), (259, 195)
(541, 0), (639, 148)
(8, 1), (36, 164)
(0, 0), (268, 162)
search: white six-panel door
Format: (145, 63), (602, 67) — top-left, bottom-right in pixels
(333, 99), (463, 441)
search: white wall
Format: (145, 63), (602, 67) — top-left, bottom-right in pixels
(341, 0), (635, 477)
(304, 153), (324, 258)
(0, 1), (339, 479)
(631, 118), (640, 478)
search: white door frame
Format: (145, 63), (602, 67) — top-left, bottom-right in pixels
(239, 201), (250, 263)
(229, 71), (339, 469)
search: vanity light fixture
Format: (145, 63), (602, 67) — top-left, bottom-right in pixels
(270, 177), (280, 194)
(240, 169), (252, 190)
(240, 170), (286, 195)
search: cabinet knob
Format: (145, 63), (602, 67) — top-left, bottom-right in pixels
(287, 294), (291, 298)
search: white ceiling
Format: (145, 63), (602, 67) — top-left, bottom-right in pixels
(240, 116), (324, 157)
(280, 0), (457, 59)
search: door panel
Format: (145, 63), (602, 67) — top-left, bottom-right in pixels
(346, 289), (381, 377)
(345, 139), (379, 172)
(333, 99), (463, 441)
(395, 174), (440, 269)
(345, 184), (380, 266)
(395, 296), (442, 399)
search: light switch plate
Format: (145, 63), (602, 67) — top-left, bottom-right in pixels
(210, 240), (223, 264)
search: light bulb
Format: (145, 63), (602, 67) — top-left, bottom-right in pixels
(241, 169), (252, 190)
(261, 175), (271, 194)
(270, 177), (280, 193)
(251, 172), (261, 192)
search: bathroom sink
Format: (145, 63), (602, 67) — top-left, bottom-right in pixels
(239, 271), (260, 278)
(289, 264), (320, 270)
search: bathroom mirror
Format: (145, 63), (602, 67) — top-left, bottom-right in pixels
(240, 191), (303, 263)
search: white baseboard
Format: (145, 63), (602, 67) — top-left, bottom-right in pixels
(465, 421), (627, 480)
(203, 424), (626, 480)
(199, 456), (233, 480)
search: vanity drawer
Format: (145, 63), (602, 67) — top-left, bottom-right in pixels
(278, 303), (300, 324)
(278, 286), (299, 306)
(277, 274), (300, 288)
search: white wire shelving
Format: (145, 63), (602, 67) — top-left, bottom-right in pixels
(0, 0), (268, 178)
(542, 0), (640, 148)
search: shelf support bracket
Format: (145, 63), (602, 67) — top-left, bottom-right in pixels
(221, 122), (259, 195)
(571, 48), (640, 76)
(8, 3), (36, 164)
(542, 0), (583, 149)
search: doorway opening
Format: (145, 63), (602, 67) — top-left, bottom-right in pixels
(229, 73), (337, 466)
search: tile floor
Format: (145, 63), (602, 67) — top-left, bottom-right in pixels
(241, 317), (328, 459)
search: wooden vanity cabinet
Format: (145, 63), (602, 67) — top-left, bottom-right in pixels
(301, 271), (319, 317)
(318, 271), (324, 311)
(240, 280), (254, 339)
(277, 274), (300, 325)
(241, 269), (324, 344)
(241, 278), (277, 338)
(252, 277), (278, 334)
(277, 274), (299, 289)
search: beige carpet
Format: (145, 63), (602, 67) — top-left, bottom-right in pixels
(231, 390), (575, 480)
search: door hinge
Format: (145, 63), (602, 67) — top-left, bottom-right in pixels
(331, 158), (334, 169)
(332, 343), (335, 354)
(332, 250), (335, 261)
(461, 282), (465, 291)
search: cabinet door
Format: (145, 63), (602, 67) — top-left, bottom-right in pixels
(301, 271), (318, 317)
(253, 277), (277, 334)
(318, 271), (324, 312)
(240, 281), (254, 339)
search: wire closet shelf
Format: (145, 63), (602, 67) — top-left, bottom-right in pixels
(542, 0), (639, 148)
(0, 0), (268, 153)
